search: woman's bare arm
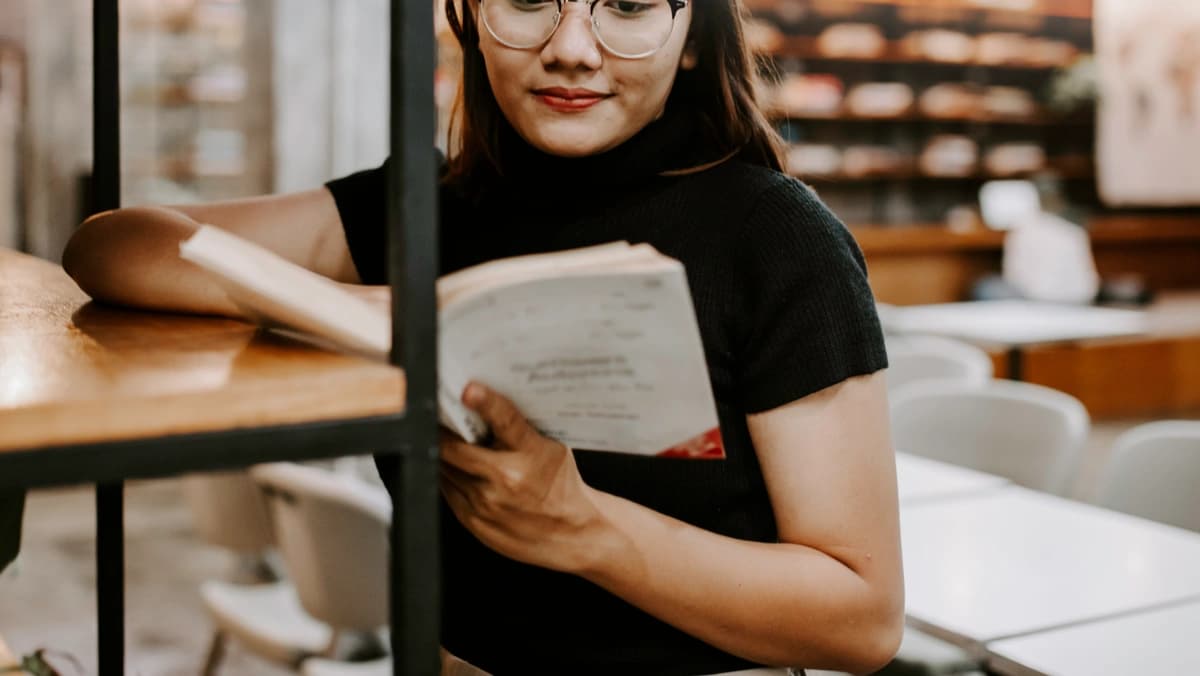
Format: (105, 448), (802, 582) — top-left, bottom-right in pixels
(440, 372), (905, 673)
(62, 187), (359, 317)
(579, 371), (904, 672)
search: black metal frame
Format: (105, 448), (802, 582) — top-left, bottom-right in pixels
(0, 1), (438, 674)
(1006, 348), (1025, 382)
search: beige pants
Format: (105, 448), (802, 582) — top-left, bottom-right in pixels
(442, 650), (797, 676)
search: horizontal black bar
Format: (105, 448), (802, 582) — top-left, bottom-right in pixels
(0, 414), (408, 490)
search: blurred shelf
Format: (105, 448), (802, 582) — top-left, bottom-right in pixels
(852, 225), (1005, 254)
(126, 79), (247, 107)
(747, 0), (1091, 20)
(157, 160), (246, 180)
(858, 0), (1092, 20)
(1088, 215), (1200, 243)
(121, 0), (269, 204)
(127, 93), (245, 108)
(800, 167), (1093, 183)
(856, 217), (1200, 343)
(770, 36), (1079, 70)
(751, 0), (1102, 248)
(774, 109), (1091, 126)
(125, 2), (246, 35)
(852, 216), (1200, 255)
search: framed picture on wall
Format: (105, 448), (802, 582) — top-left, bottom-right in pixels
(1096, 0), (1200, 206)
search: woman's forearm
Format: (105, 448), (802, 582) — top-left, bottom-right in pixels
(578, 489), (903, 673)
(438, 383), (903, 671)
(63, 207), (245, 317)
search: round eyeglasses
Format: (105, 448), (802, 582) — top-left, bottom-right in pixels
(480, 0), (690, 60)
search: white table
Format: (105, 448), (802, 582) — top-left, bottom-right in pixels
(895, 453), (1010, 504)
(901, 486), (1200, 653)
(884, 301), (1148, 379)
(986, 600), (1200, 676)
(886, 301), (1148, 346)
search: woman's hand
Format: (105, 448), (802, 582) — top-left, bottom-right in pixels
(438, 375), (903, 671)
(438, 382), (613, 574)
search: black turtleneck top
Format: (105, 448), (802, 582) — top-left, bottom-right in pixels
(325, 111), (888, 676)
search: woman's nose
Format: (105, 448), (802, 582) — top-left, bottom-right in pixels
(540, 3), (603, 71)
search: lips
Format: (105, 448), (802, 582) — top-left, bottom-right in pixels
(532, 87), (611, 111)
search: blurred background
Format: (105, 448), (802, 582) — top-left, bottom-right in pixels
(2, 0), (1196, 307)
(1, 0), (1199, 674)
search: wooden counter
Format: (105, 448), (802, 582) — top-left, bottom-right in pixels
(1016, 292), (1200, 418)
(933, 292), (1200, 418)
(0, 249), (404, 453)
(856, 226), (1005, 306)
(856, 216), (1200, 305)
(747, 0), (1092, 20)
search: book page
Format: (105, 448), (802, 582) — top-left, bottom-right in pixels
(439, 266), (723, 456)
(180, 225), (391, 358)
(437, 242), (670, 307)
(180, 229), (723, 456)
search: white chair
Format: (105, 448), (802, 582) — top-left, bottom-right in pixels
(876, 302), (903, 335)
(890, 379), (1090, 495)
(303, 656), (393, 676)
(304, 651), (481, 676)
(182, 471), (276, 562)
(199, 464), (391, 674)
(184, 471), (286, 674)
(252, 463), (391, 632)
(257, 463), (392, 667)
(1095, 421), (1200, 533)
(200, 578), (333, 673)
(885, 335), (994, 396)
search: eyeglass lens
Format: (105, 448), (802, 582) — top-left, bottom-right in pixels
(481, 0), (680, 59)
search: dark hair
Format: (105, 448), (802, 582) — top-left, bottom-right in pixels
(442, 0), (785, 183)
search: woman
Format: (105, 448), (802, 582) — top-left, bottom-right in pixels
(64, 1), (904, 674)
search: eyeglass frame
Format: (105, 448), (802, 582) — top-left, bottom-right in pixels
(478, 0), (691, 60)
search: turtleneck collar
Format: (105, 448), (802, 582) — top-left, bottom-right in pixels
(494, 106), (713, 195)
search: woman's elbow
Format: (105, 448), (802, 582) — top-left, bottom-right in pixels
(63, 206), (196, 300)
(848, 611), (905, 675)
(771, 612), (902, 675)
(62, 210), (118, 293)
(837, 592), (905, 675)
(794, 586), (903, 675)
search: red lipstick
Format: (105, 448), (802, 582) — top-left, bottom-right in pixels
(533, 87), (610, 112)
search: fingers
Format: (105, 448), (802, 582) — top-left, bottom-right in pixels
(463, 382), (537, 451)
(439, 462), (481, 500)
(439, 464), (508, 532)
(439, 466), (485, 528)
(439, 431), (496, 479)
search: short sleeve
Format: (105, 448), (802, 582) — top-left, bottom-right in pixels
(735, 177), (888, 413)
(324, 151), (451, 285)
(325, 158), (390, 284)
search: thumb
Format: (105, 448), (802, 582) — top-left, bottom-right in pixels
(463, 382), (537, 450)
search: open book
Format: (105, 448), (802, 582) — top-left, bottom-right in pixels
(180, 226), (724, 458)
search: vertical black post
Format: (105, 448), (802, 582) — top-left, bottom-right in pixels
(1006, 347), (1024, 382)
(389, 0), (439, 675)
(95, 483), (124, 673)
(94, 1), (124, 673)
(94, 0), (121, 215)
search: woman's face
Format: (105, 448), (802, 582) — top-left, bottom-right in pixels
(476, 0), (695, 158)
